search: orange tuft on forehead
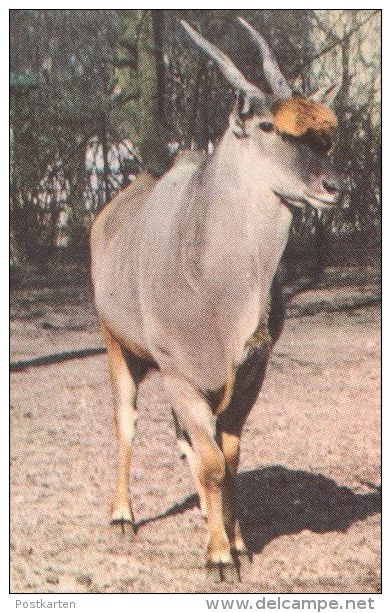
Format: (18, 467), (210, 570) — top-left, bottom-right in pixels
(273, 97), (338, 137)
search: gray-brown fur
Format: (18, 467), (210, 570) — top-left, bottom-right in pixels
(90, 18), (341, 577)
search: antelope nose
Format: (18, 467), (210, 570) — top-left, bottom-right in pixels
(322, 178), (340, 195)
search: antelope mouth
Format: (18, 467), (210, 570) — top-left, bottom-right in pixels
(274, 192), (305, 210)
(304, 192), (338, 209)
(275, 191), (338, 210)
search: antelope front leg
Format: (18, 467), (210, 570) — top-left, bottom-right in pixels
(177, 438), (208, 519)
(164, 374), (234, 578)
(102, 324), (137, 536)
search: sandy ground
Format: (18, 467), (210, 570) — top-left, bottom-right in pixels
(10, 284), (380, 593)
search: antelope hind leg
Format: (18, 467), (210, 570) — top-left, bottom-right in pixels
(219, 431), (252, 579)
(220, 432), (247, 555)
(216, 348), (271, 561)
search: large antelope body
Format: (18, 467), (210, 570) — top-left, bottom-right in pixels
(91, 18), (341, 578)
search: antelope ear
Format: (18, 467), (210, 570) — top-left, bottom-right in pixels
(234, 91), (254, 120)
(311, 82), (340, 106)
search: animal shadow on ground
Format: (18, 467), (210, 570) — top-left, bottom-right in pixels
(137, 465), (380, 554)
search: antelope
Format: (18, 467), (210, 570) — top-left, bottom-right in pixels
(91, 17), (341, 579)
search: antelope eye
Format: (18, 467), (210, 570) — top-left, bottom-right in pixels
(259, 121), (274, 133)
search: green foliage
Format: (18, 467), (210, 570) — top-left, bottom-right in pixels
(10, 9), (381, 272)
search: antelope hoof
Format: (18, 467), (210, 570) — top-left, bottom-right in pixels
(206, 559), (237, 583)
(231, 548), (253, 578)
(206, 549), (237, 582)
(110, 503), (135, 539)
(110, 517), (136, 539)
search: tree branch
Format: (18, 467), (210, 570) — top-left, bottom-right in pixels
(296, 10), (380, 76)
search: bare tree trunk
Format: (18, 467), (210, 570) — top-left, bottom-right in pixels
(151, 9), (166, 127)
(99, 111), (110, 207)
(339, 37), (350, 108)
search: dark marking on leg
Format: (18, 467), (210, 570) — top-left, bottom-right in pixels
(122, 348), (158, 384)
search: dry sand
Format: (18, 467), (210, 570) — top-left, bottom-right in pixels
(10, 285), (380, 593)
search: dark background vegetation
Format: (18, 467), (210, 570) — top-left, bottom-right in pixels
(10, 9), (380, 286)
